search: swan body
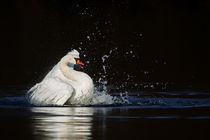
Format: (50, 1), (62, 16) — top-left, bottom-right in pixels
(28, 50), (94, 106)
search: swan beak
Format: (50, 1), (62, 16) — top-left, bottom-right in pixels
(76, 60), (84, 66)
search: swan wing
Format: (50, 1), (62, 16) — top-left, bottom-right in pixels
(28, 78), (74, 106)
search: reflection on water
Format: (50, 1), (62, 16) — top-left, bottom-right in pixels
(1, 90), (210, 140)
(30, 107), (93, 140)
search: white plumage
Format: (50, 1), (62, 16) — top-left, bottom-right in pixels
(27, 50), (94, 106)
(67, 49), (80, 56)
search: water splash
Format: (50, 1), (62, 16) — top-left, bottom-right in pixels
(90, 50), (115, 104)
(90, 90), (115, 105)
(91, 48), (133, 105)
(97, 49), (115, 93)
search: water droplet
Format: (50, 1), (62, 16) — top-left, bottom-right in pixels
(150, 85), (154, 89)
(102, 55), (109, 62)
(109, 50), (112, 54)
(87, 36), (90, 40)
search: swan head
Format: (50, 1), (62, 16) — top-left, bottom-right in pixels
(66, 49), (84, 71)
(67, 49), (80, 56)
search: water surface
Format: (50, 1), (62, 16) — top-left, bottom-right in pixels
(0, 90), (210, 140)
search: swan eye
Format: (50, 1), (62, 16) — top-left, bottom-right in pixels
(74, 58), (79, 62)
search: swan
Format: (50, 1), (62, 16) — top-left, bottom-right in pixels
(27, 49), (94, 106)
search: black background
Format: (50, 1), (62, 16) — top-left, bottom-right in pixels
(0, 0), (210, 90)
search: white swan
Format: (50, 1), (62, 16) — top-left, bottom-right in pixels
(27, 49), (94, 106)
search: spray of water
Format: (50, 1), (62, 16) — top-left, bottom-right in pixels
(89, 48), (132, 105)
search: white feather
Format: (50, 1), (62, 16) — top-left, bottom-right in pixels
(67, 49), (80, 56)
(27, 50), (94, 106)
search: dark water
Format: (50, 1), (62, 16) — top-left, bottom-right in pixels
(0, 89), (210, 140)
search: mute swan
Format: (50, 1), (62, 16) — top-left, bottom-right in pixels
(27, 49), (94, 106)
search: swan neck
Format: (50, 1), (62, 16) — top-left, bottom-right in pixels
(59, 56), (78, 81)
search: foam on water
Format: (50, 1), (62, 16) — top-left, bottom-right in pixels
(91, 90), (115, 105)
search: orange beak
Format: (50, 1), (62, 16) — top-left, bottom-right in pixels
(77, 60), (84, 65)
